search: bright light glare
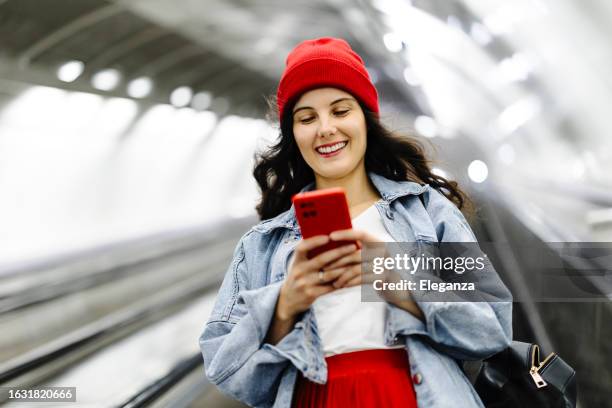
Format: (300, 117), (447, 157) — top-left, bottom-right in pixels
(383, 33), (403, 52)
(170, 86), (193, 108)
(498, 53), (532, 82)
(92, 97), (138, 137)
(414, 115), (438, 138)
(0, 86), (66, 126)
(498, 96), (541, 134)
(372, 0), (413, 15)
(432, 167), (448, 179)
(470, 23), (493, 45)
(468, 160), (489, 183)
(403, 67), (420, 86)
(127, 77), (153, 98)
(57, 60), (84, 83)
(192, 91), (212, 111)
(92, 69), (121, 91)
(483, 3), (549, 35)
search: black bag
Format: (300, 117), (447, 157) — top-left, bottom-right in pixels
(474, 341), (577, 408)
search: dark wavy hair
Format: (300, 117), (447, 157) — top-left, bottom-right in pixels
(253, 99), (472, 220)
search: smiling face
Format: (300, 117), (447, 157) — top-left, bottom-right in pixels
(292, 87), (368, 183)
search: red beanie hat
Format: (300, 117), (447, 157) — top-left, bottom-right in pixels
(276, 37), (379, 122)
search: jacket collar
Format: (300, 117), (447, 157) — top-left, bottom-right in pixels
(368, 172), (428, 202)
(252, 172), (428, 234)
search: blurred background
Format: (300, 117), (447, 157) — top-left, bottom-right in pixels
(0, 0), (610, 406)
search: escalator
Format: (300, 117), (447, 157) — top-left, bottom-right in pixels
(0, 218), (253, 407)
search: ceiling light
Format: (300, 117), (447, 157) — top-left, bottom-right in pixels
(497, 96), (541, 134)
(498, 53), (532, 82)
(127, 76), (153, 98)
(403, 67), (420, 86)
(92, 68), (121, 91)
(468, 160), (488, 183)
(372, 0), (413, 15)
(57, 60), (84, 83)
(170, 86), (193, 107)
(192, 91), (212, 111)
(383, 33), (403, 52)
(470, 22), (493, 45)
(415, 115), (438, 138)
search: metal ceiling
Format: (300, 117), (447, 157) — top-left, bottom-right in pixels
(0, 0), (425, 118)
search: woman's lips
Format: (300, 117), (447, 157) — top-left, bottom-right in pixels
(315, 141), (348, 158)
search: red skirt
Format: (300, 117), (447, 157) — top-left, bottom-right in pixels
(292, 349), (418, 408)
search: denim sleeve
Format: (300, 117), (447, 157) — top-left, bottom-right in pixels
(387, 189), (513, 361)
(198, 235), (317, 407)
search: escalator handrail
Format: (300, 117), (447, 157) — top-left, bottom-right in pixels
(0, 249), (229, 384)
(118, 353), (204, 408)
(0, 215), (255, 278)
(0, 218), (253, 314)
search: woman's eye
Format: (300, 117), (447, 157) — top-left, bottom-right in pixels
(299, 117), (314, 124)
(334, 110), (349, 116)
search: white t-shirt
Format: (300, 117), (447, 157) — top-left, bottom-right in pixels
(310, 204), (403, 356)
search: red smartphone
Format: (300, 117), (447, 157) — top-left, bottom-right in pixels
(292, 188), (361, 259)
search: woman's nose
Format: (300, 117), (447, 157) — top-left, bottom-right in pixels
(317, 118), (337, 138)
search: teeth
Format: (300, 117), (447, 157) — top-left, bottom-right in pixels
(317, 141), (347, 154)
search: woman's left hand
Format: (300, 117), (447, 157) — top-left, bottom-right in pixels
(325, 228), (425, 321)
(323, 229), (384, 288)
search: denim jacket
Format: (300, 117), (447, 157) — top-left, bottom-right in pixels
(199, 173), (513, 408)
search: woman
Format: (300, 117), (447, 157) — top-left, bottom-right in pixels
(200, 37), (512, 408)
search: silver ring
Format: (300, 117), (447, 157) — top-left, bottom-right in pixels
(318, 270), (324, 283)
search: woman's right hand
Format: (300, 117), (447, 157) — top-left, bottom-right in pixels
(276, 235), (358, 321)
